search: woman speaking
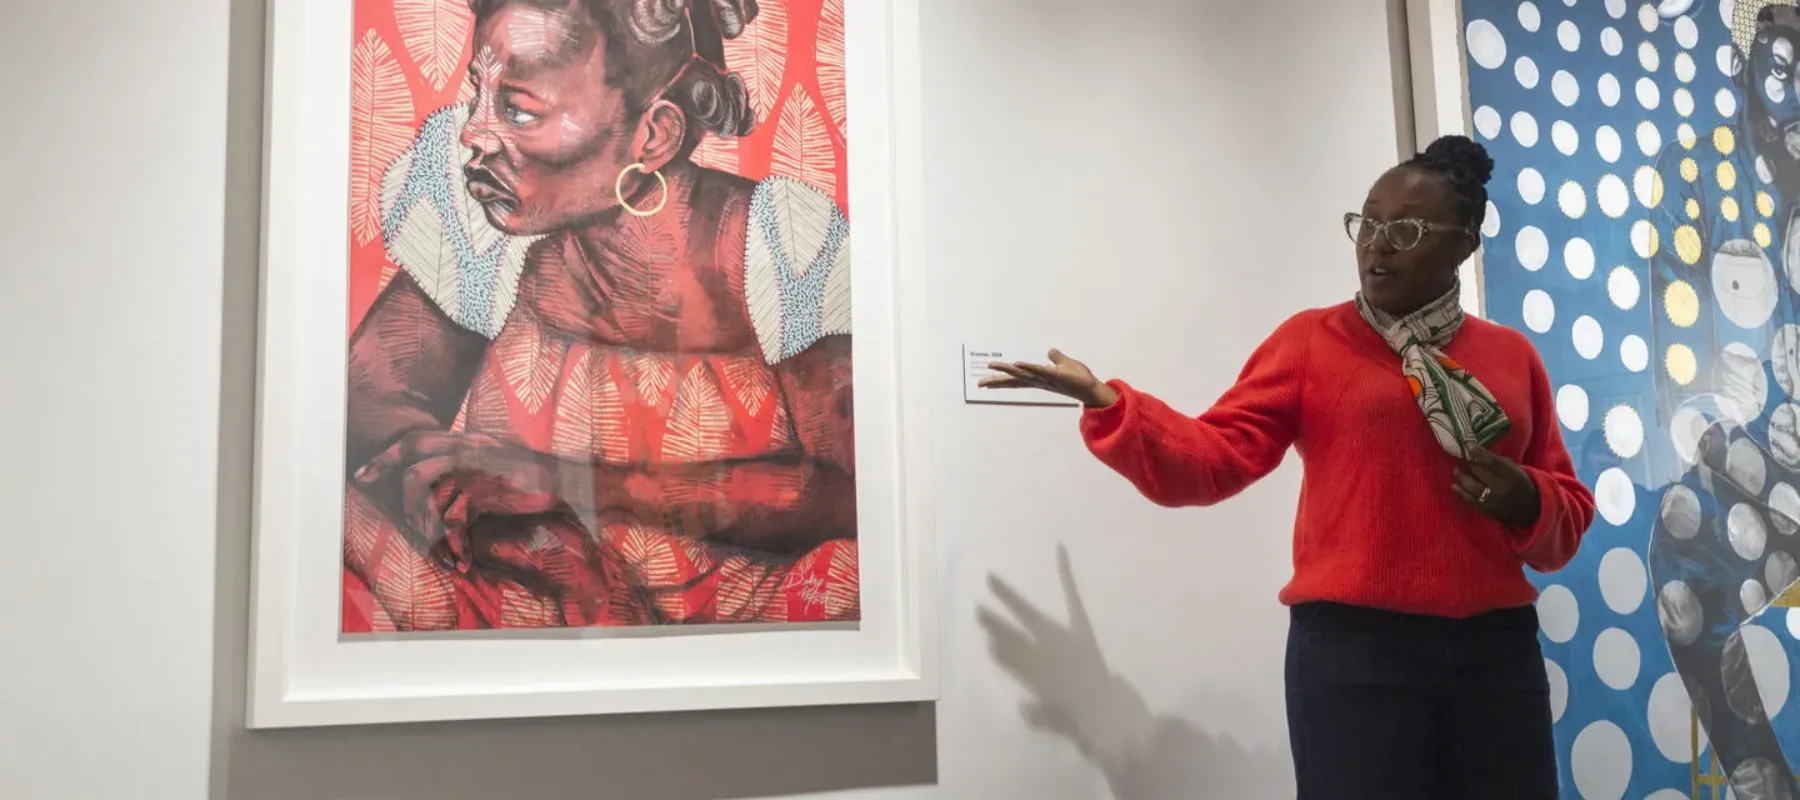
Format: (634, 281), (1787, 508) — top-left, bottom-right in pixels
(985, 136), (1594, 799)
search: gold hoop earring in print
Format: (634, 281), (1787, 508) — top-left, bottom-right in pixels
(615, 162), (668, 217)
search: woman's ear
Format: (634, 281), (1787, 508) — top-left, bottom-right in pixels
(1455, 234), (1481, 268)
(633, 99), (688, 173)
(1436, 234), (1478, 279)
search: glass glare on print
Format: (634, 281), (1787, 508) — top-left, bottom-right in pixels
(1465, 1), (1800, 798)
(338, 0), (859, 633)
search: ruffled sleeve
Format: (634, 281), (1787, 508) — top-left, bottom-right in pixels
(742, 177), (850, 364)
(378, 104), (539, 339)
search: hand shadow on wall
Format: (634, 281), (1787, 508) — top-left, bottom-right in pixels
(978, 545), (1294, 798)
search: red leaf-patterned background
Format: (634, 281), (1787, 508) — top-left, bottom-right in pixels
(345, 0), (850, 333)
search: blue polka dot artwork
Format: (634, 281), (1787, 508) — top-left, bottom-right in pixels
(1463, 1), (1800, 797)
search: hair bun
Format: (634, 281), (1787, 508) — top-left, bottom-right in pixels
(629, 0), (688, 45)
(679, 65), (756, 138)
(707, 0), (760, 38)
(1421, 135), (1495, 186)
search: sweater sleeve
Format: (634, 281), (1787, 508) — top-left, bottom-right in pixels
(1079, 317), (1310, 507)
(1509, 343), (1596, 572)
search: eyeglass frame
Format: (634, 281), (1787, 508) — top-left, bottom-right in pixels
(1342, 212), (1478, 251)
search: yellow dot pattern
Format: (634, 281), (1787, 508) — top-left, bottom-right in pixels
(1758, 222), (1774, 247)
(1680, 124), (1698, 149)
(1666, 280), (1700, 327)
(1674, 225), (1703, 265)
(1715, 126), (1736, 155)
(1723, 196), (1741, 221)
(1759, 191), (1776, 217)
(1719, 161), (1738, 191)
(1682, 158), (1699, 182)
(1667, 344), (1698, 385)
(1686, 198), (1700, 219)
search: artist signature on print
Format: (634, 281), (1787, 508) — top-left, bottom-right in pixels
(783, 572), (830, 613)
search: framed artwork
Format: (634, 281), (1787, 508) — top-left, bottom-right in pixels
(1411, 1), (1800, 797)
(248, 0), (934, 728)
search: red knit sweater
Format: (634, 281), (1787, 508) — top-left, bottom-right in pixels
(1081, 302), (1596, 619)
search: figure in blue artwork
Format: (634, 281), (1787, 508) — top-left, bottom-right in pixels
(1648, 3), (1800, 796)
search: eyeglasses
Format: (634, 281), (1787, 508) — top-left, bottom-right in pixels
(1343, 213), (1475, 251)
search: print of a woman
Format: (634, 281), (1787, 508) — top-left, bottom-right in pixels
(341, 0), (858, 630)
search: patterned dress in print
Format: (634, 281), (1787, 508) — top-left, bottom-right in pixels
(342, 106), (857, 630)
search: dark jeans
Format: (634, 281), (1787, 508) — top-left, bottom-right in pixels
(1285, 601), (1558, 799)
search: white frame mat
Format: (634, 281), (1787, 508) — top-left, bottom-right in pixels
(248, 0), (936, 728)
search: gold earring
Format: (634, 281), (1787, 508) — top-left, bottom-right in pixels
(615, 162), (668, 217)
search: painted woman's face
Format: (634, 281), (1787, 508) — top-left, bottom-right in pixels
(1749, 22), (1800, 160)
(462, 3), (638, 235)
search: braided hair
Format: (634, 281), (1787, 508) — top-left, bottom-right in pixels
(468, 0), (760, 152)
(1400, 135), (1494, 233)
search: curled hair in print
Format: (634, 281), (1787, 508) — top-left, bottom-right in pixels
(467, 0), (760, 148)
(628, 0), (689, 43)
(675, 62), (755, 140)
(1400, 134), (1494, 232)
(631, 0), (760, 42)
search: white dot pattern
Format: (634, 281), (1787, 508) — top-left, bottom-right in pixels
(1458, 5), (1800, 794)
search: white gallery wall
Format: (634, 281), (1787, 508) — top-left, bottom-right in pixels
(0, 0), (232, 797)
(0, 0), (1409, 797)
(920, 0), (1406, 796)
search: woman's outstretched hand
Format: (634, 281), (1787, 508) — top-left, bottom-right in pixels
(981, 350), (1120, 409)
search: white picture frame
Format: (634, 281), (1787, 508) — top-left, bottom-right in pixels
(248, 0), (936, 728)
(1405, 0), (1490, 319)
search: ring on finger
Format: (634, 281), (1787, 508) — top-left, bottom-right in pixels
(1478, 486), (1492, 503)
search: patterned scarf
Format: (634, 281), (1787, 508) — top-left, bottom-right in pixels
(1355, 285), (1511, 460)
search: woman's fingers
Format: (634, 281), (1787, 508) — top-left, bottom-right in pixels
(978, 376), (1033, 389)
(1452, 467), (1489, 505)
(356, 432), (465, 485)
(986, 363), (1041, 383)
(1013, 361), (1065, 382)
(988, 362), (1064, 387)
(400, 454), (460, 534)
(982, 364), (1056, 393)
(357, 438), (416, 485)
(984, 360), (1095, 400)
(1451, 484), (1476, 504)
(1460, 458), (1507, 487)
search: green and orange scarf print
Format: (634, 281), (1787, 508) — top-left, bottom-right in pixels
(1355, 286), (1511, 460)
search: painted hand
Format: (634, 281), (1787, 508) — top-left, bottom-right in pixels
(981, 349), (1120, 408)
(1451, 446), (1541, 528)
(354, 431), (564, 565)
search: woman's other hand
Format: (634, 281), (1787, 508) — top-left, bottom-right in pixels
(1452, 447), (1542, 529)
(981, 350), (1120, 409)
